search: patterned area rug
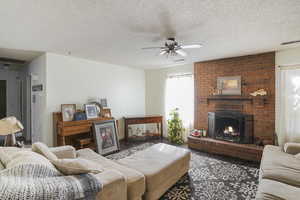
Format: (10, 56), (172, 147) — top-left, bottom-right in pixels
(106, 142), (260, 200)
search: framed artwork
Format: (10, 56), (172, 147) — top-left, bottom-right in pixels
(101, 108), (112, 118)
(61, 104), (76, 121)
(92, 120), (120, 155)
(217, 76), (241, 95)
(85, 104), (98, 119)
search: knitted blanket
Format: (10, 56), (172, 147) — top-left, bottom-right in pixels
(0, 164), (102, 200)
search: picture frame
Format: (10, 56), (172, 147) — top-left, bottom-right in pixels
(101, 108), (112, 118)
(88, 101), (103, 116)
(92, 120), (120, 155)
(85, 104), (98, 119)
(100, 98), (108, 108)
(61, 104), (76, 121)
(217, 76), (241, 95)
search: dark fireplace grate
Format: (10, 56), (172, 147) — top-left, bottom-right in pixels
(208, 111), (253, 144)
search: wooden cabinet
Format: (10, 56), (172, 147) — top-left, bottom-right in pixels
(53, 112), (113, 149)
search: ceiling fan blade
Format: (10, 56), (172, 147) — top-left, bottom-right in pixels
(175, 49), (187, 57)
(181, 44), (203, 49)
(142, 47), (165, 50)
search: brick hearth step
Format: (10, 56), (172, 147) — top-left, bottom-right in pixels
(188, 136), (264, 162)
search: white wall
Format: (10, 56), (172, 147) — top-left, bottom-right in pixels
(275, 46), (300, 145)
(45, 53), (145, 146)
(26, 54), (47, 143)
(145, 64), (194, 136)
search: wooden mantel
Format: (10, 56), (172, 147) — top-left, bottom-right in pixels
(206, 95), (253, 103)
(204, 95), (268, 106)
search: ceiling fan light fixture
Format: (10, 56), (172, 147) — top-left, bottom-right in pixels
(142, 37), (203, 58)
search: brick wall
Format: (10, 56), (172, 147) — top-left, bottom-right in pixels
(194, 52), (275, 142)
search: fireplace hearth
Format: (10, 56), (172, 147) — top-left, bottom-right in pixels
(208, 111), (253, 144)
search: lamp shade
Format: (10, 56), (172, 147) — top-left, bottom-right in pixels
(0, 116), (24, 136)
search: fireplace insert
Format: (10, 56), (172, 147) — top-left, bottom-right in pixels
(208, 111), (253, 144)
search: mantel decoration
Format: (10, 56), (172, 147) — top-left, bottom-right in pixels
(250, 89), (267, 96)
(167, 108), (184, 145)
(217, 76), (241, 95)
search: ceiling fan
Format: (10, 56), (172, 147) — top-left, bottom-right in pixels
(142, 37), (203, 58)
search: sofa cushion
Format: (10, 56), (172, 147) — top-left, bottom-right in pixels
(261, 145), (300, 187)
(94, 169), (127, 200)
(52, 158), (102, 175)
(32, 142), (58, 160)
(77, 148), (145, 200)
(256, 179), (300, 200)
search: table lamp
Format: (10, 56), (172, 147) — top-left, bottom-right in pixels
(0, 116), (24, 146)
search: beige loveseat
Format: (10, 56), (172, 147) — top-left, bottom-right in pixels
(256, 143), (300, 200)
(0, 143), (190, 200)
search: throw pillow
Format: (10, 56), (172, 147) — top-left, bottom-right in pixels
(0, 150), (61, 175)
(0, 160), (4, 170)
(295, 153), (300, 159)
(32, 142), (102, 175)
(0, 149), (11, 166)
(32, 142), (58, 160)
(50, 146), (77, 159)
(0, 147), (25, 166)
(51, 158), (102, 175)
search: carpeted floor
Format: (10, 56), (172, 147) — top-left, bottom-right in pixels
(106, 142), (260, 200)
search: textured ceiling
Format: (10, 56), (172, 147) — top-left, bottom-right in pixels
(0, 48), (42, 62)
(0, 0), (300, 69)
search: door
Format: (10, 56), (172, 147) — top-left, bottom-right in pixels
(0, 80), (6, 119)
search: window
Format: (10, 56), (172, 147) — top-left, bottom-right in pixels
(278, 66), (300, 145)
(165, 74), (194, 139)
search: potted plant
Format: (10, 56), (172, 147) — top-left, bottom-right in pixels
(167, 108), (184, 144)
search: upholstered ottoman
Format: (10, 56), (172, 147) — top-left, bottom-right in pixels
(117, 143), (191, 200)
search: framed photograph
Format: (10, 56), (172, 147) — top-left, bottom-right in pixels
(101, 108), (112, 118)
(92, 120), (120, 155)
(61, 104), (76, 121)
(100, 98), (108, 108)
(217, 76), (241, 95)
(85, 104), (98, 119)
(88, 101), (102, 116)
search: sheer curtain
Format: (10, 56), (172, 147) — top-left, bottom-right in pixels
(278, 66), (300, 145)
(165, 74), (194, 141)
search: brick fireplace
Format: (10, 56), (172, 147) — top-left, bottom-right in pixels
(194, 52), (275, 144)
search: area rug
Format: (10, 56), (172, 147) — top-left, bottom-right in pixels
(106, 142), (260, 200)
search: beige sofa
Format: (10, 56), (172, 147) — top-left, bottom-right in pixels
(256, 143), (300, 200)
(0, 143), (190, 200)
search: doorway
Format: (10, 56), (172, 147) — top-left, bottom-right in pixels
(0, 80), (7, 118)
